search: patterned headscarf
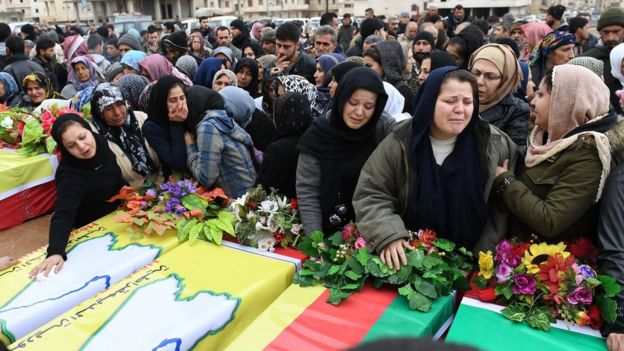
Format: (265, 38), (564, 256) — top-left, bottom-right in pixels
(272, 75), (319, 115)
(69, 85), (96, 111)
(138, 82), (154, 113)
(528, 31), (575, 68)
(189, 32), (209, 59)
(0, 72), (19, 104)
(62, 35), (94, 65)
(116, 74), (150, 111)
(139, 54), (193, 86)
(175, 55), (199, 82)
(68, 56), (99, 91)
(521, 22), (553, 61)
(568, 57), (605, 79)
(212, 69), (238, 88)
(120, 50), (147, 72)
(22, 72), (53, 99)
(610, 43), (624, 87)
(195, 57), (226, 88)
(90, 83), (156, 175)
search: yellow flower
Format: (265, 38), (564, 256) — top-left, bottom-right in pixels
(522, 242), (570, 274)
(478, 250), (494, 279)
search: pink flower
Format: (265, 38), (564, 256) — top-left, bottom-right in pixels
(342, 224), (357, 241)
(496, 263), (514, 283)
(354, 237), (366, 249)
(511, 273), (536, 295)
(566, 286), (593, 305)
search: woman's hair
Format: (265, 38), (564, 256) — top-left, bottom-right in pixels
(55, 119), (83, 143)
(168, 81), (187, 97)
(542, 68), (554, 93)
(441, 69), (478, 101)
(363, 46), (381, 65)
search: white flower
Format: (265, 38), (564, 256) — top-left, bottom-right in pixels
(0, 117), (14, 129)
(260, 200), (278, 213)
(245, 212), (255, 220)
(290, 224), (302, 235)
(259, 216), (267, 225)
(277, 196), (288, 208)
(257, 237), (276, 252)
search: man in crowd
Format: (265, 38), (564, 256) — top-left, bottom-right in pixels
(346, 17), (386, 57)
(338, 14), (355, 51)
(445, 4), (471, 37)
(398, 21), (418, 48)
(412, 31), (435, 74)
(398, 12), (410, 35)
(314, 26), (338, 58)
(419, 7), (438, 26)
(546, 4), (568, 31)
(31, 36), (60, 92)
(117, 33), (142, 57)
(260, 27), (276, 55)
(584, 7), (624, 114)
(320, 12), (339, 32)
(271, 22), (316, 83)
(365, 8), (375, 19)
(387, 16), (400, 39)
(106, 38), (121, 63)
(569, 17), (590, 56)
(87, 34), (111, 73)
(2, 36), (44, 91)
(510, 22), (527, 59)
(216, 26), (242, 59)
(420, 22), (440, 49)
(577, 12), (599, 52)
(146, 25), (161, 54)
(493, 20), (511, 40)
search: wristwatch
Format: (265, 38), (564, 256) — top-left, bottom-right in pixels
(495, 174), (517, 197)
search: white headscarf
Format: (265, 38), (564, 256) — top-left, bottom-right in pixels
(382, 82), (410, 121)
(610, 43), (624, 87)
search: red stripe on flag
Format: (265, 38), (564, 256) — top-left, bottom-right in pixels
(265, 285), (397, 351)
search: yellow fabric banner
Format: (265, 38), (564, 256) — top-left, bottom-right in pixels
(0, 149), (56, 200)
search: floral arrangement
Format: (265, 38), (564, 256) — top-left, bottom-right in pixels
(0, 104), (33, 148)
(111, 177), (235, 245)
(228, 185), (302, 251)
(474, 239), (620, 331)
(294, 227), (473, 311)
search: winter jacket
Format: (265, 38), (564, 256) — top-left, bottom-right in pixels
(246, 109), (278, 152)
(2, 55), (44, 91)
(353, 118), (517, 255)
(31, 55), (61, 92)
(338, 25), (354, 53)
(583, 44), (624, 115)
(265, 52), (317, 85)
(480, 93), (530, 154)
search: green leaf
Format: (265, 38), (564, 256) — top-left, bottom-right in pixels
(501, 305), (527, 323)
(342, 283), (360, 290)
(433, 238), (456, 252)
(298, 236), (318, 257)
(398, 284), (415, 297)
(327, 288), (351, 305)
(473, 276), (488, 289)
(177, 218), (196, 241)
(293, 274), (316, 286)
(21, 118), (44, 145)
(387, 265), (412, 285)
(408, 291), (432, 312)
(597, 295), (618, 323)
(310, 231), (324, 245)
(526, 309), (552, 331)
(599, 275), (622, 298)
(407, 249), (425, 269)
(328, 231), (343, 247)
(188, 222), (203, 245)
(202, 225), (213, 242)
(298, 269), (315, 276)
(327, 265), (340, 276)
(413, 276), (438, 299)
(45, 136), (57, 154)
(181, 193), (209, 212)
(355, 248), (373, 266)
(345, 270), (362, 280)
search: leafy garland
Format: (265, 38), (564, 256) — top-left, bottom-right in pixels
(294, 226), (474, 311)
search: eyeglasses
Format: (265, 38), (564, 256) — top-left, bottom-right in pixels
(471, 70), (502, 81)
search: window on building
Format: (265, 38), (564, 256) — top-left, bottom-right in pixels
(248, 0), (253, 6)
(259, 0), (263, 5)
(35, 9), (39, 13)
(225, 0), (229, 7)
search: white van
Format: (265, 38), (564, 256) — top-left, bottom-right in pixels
(209, 16), (237, 30)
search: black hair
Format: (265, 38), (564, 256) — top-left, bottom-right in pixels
(472, 19), (489, 36)
(36, 36), (55, 53)
(487, 15), (500, 24)
(542, 68), (554, 93)
(447, 26), (484, 68)
(320, 12), (337, 26)
(216, 26), (230, 34)
(140, 30), (147, 36)
(198, 16), (208, 21)
(343, 13), (351, 19)
(55, 119), (84, 142)
(147, 25), (159, 34)
(87, 34), (104, 50)
(0, 23), (10, 42)
(276, 22), (300, 43)
(163, 22), (175, 32)
(495, 37), (520, 58)
(454, 4), (464, 10)
(568, 17), (589, 34)
(5, 35), (24, 56)
(363, 46), (381, 65)
(443, 69), (478, 102)
(106, 38), (118, 47)
(365, 8), (374, 13)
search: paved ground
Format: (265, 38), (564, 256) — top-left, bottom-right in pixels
(0, 215), (50, 258)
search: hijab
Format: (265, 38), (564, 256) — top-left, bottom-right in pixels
(139, 54), (193, 86)
(521, 22), (553, 61)
(189, 32), (209, 59)
(116, 74), (150, 111)
(234, 58), (259, 97)
(526, 65), (613, 201)
(175, 55), (199, 82)
(213, 46), (237, 67)
(273, 92), (312, 137)
(69, 86), (96, 111)
(328, 61), (362, 84)
(68, 56), (99, 91)
(528, 31), (575, 68)
(242, 42), (265, 59)
(22, 72), (53, 99)
(429, 51), (457, 71)
(219, 86), (255, 128)
(185, 85), (226, 135)
(212, 69), (238, 88)
(195, 57), (226, 88)
(148, 75), (185, 139)
(120, 50), (147, 71)
(569, 56), (605, 79)
(272, 75), (318, 110)
(610, 43), (624, 87)
(62, 35), (93, 66)
(406, 66), (487, 250)
(91, 83), (156, 175)
(0, 72), (19, 104)
(469, 44), (523, 112)
(375, 40), (407, 85)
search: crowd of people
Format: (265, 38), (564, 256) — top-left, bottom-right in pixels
(1, 4), (624, 349)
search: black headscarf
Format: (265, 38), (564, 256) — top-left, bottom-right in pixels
(185, 85), (225, 135)
(242, 42), (265, 59)
(147, 75), (185, 140)
(273, 92), (313, 137)
(405, 66), (487, 250)
(328, 61), (362, 85)
(429, 51), (458, 71)
(298, 67), (388, 233)
(234, 58), (260, 97)
(91, 83), (157, 176)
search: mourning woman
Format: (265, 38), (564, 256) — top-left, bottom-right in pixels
(20, 72), (58, 108)
(353, 67), (517, 269)
(61, 56), (100, 99)
(91, 84), (160, 187)
(297, 67), (394, 235)
(29, 114), (126, 278)
(234, 58), (260, 98)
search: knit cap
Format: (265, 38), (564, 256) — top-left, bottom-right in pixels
(547, 5), (566, 21)
(598, 8), (624, 31)
(413, 31), (434, 48)
(260, 27), (276, 43)
(117, 33), (142, 51)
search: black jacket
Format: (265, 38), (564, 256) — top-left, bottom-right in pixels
(246, 109), (278, 152)
(260, 136), (299, 199)
(480, 93), (530, 155)
(142, 121), (188, 179)
(2, 55), (44, 90)
(31, 55), (61, 93)
(583, 45), (624, 115)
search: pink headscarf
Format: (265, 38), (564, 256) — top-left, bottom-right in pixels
(139, 54), (193, 86)
(521, 22), (553, 61)
(62, 35), (94, 65)
(251, 22), (265, 41)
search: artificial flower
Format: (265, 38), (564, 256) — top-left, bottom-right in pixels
(478, 287), (497, 302)
(418, 229), (436, 247)
(1, 116), (14, 129)
(290, 199), (298, 210)
(494, 240), (513, 261)
(290, 224), (302, 235)
(588, 305), (604, 329)
(260, 199), (278, 213)
(523, 242), (570, 274)
(496, 263), (514, 283)
(354, 237), (366, 250)
(512, 243), (531, 257)
(273, 231), (285, 242)
(342, 224), (357, 241)
(537, 253), (575, 294)
(568, 237), (599, 261)
(478, 251), (494, 280)
(575, 311), (591, 327)
(566, 286), (593, 305)
(512, 274), (536, 295)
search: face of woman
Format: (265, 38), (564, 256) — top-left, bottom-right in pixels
(363, 56), (384, 78)
(243, 47), (255, 59)
(167, 85), (186, 121)
(430, 79), (474, 140)
(471, 59), (502, 103)
(548, 44), (575, 67)
(192, 38), (202, 52)
(404, 50), (415, 75)
(140, 67), (152, 81)
(215, 54), (232, 69)
(530, 79), (551, 131)
(61, 124), (97, 160)
(73, 62), (91, 82)
(418, 58), (431, 85)
(26, 81), (46, 104)
(236, 66), (253, 88)
(314, 63), (325, 88)
(101, 101), (127, 127)
(526, 70), (536, 99)
(342, 89), (378, 130)
(213, 75), (232, 92)
(328, 78), (338, 99)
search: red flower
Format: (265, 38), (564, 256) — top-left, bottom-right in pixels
(273, 231), (285, 242)
(512, 243), (531, 257)
(588, 305), (604, 329)
(418, 229), (437, 247)
(537, 253), (576, 295)
(247, 200), (257, 210)
(478, 287), (497, 302)
(290, 199), (298, 210)
(568, 237), (599, 261)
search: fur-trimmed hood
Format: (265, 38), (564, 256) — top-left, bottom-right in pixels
(606, 116), (624, 165)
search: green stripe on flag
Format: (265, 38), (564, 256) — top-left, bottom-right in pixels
(361, 293), (454, 343)
(446, 303), (607, 351)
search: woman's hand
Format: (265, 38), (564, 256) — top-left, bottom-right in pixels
(608, 333), (624, 351)
(29, 255), (64, 279)
(168, 101), (188, 123)
(0, 256), (19, 271)
(496, 159), (509, 177)
(380, 239), (413, 270)
(184, 131), (195, 146)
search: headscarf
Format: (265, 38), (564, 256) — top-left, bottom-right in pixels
(137, 82), (154, 112)
(234, 58), (259, 96)
(116, 74), (150, 111)
(521, 22), (553, 61)
(405, 66), (487, 249)
(272, 75), (317, 109)
(62, 35), (93, 65)
(185, 85), (226, 135)
(163, 31), (188, 54)
(375, 40), (407, 85)
(382, 81), (406, 117)
(68, 56), (99, 91)
(242, 42), (265, 59)
(0, 72), (19, 104)
(318, 53), (346, 88)
(189, 32), (209, 59)
(213, 46), (237, 67)
(526, 65), (613, 201)
(91, 83), (156, 175)
(251, 22), (265, 41)
(273, 92), (313, 137)
(469, 44), (523, 112)
(219, 86), (255, 128)
(69, 86), (95, 111)
(175, 55), (199, 82)
(22, 72), (53, 99)
(195, 57), (226, 88)
(212, 69), (238, 88)
(120, 50), (147, 72)
(610, 43), (624, 87)
(148, 75), (185, 140)
(328, 61), (362, 84)
(429, 51), (457, 71)
(568, 56), (605, 79)
(105, 62), (124, 82)
(528, 31), (575, 68)
(139, 54), (193, 86)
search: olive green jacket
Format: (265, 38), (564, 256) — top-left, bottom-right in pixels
(353, 118), (518, 255)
